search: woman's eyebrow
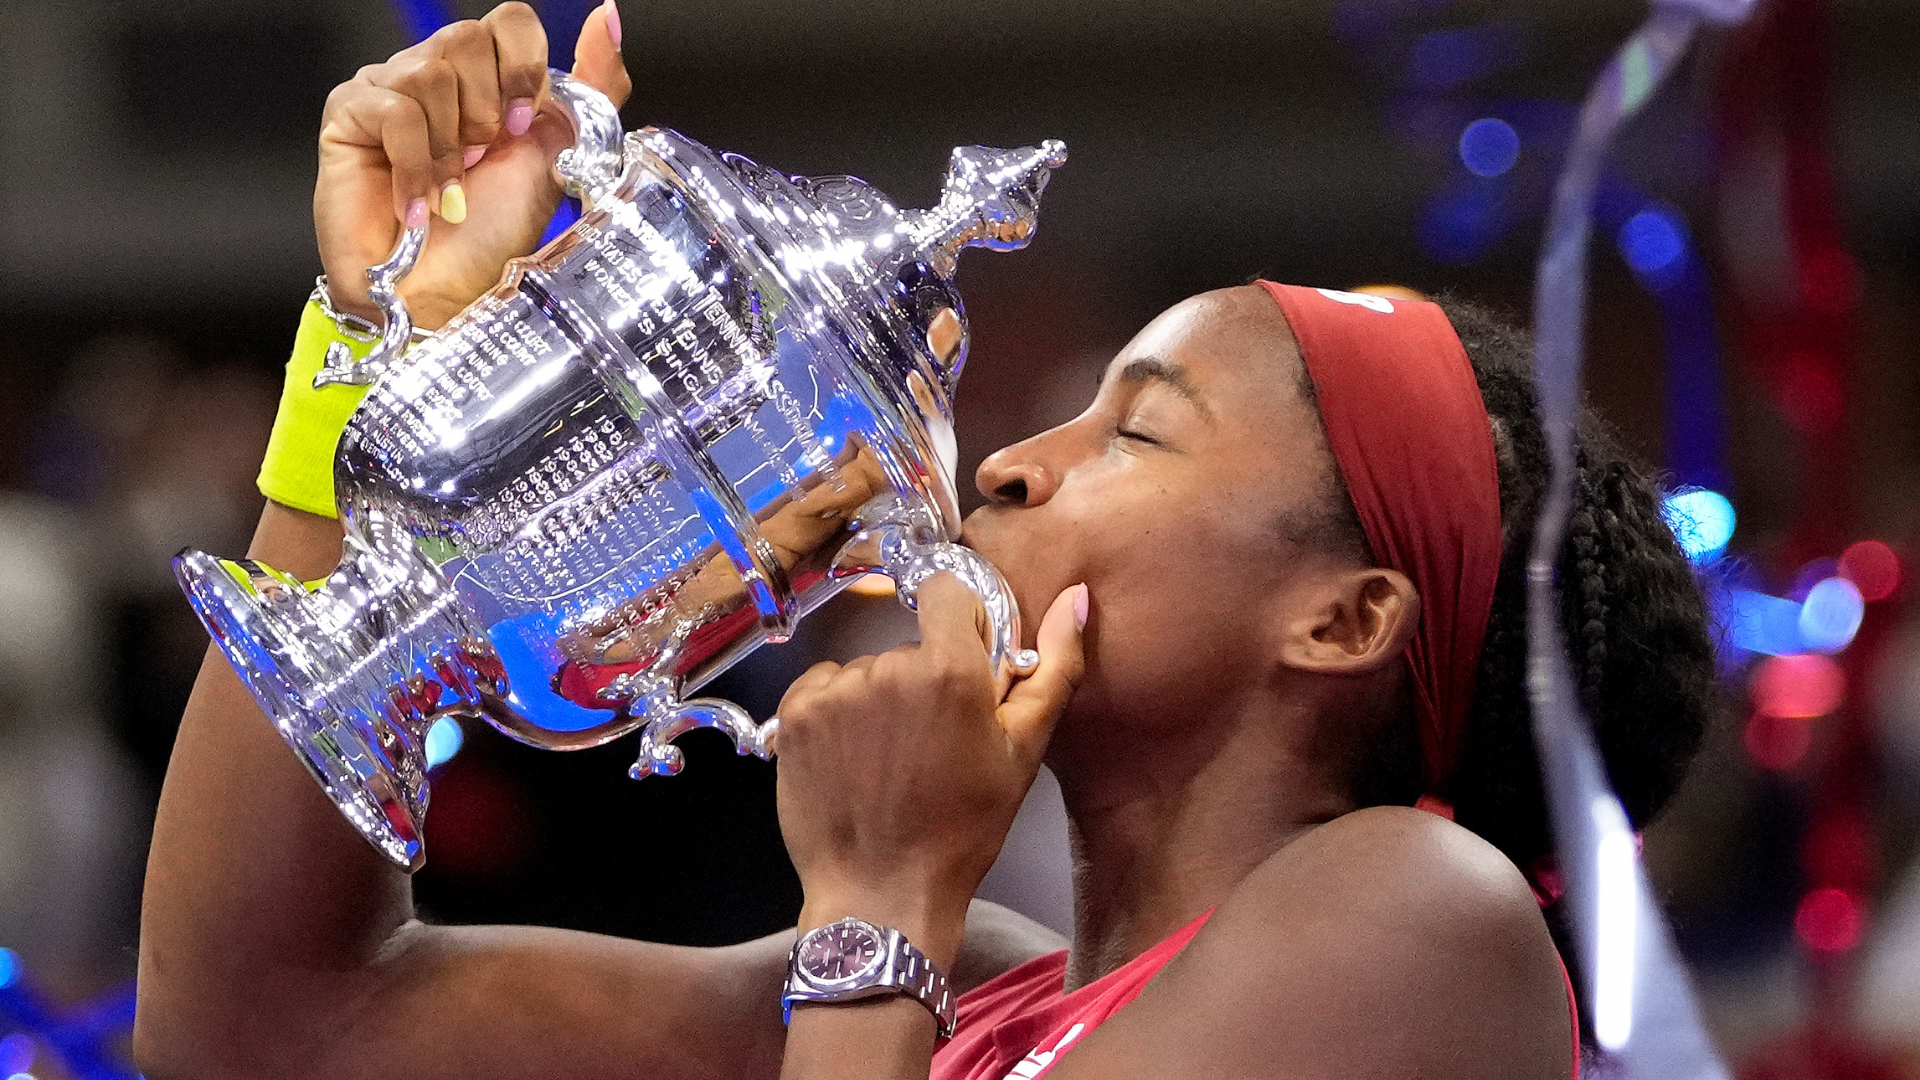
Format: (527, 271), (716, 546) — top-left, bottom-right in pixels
(1118, 356), (1214, 419)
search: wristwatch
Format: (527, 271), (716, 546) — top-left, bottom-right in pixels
(783, 917), (957, 1039)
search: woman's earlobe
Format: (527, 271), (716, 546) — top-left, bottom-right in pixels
(1279, 568), (1420, 674)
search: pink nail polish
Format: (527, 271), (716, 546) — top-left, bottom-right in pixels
(404, 197), (429, 230)
(506, 99), (535, 137)
(462, 145), (486, 169)
(605, 0), (622, 48)
(1073, 584), (1089, 630)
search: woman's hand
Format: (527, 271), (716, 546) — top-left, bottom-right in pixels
(774, 576), (1088, 965)
(314, 0), (630, 330)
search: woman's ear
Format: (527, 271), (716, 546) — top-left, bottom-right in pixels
(1276, 567), (1420, 675)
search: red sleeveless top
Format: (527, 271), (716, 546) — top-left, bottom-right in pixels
(930, 912), (1212, 1080)
(929, 911), (1581, 1080)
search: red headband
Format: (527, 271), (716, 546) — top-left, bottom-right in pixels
(1256, 282), (1503, 799)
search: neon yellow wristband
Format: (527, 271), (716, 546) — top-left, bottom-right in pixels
(256, 299), (375, 519)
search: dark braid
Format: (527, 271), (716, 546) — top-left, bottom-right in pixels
(1341, 295), (1718, 871)
(1570, 469), (1610, 710)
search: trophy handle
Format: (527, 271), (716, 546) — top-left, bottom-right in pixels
(629, 694), (776, 780)
(624, 521), (1035, 781)
(313, 70), (628, 389)
(861, 521), (1037, 683)
(544, 71), (627, 204)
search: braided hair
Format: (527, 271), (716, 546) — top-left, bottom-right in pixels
(1337, 296), (1718, 871)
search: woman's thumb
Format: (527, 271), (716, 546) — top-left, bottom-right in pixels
(571, 0), (632, 107)
(998, 583), (1088, 760)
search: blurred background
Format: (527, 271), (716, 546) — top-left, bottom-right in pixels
(0, 0), (1915, 1075)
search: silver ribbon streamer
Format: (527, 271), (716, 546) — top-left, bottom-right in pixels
(1526, 2), (1754, 1076)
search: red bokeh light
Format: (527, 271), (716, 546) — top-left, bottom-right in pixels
(1839, 540), (1900, 602)
(1794, 888), (1864, 954)
(1773, 358), (1845, 435)
(1802, 810), (1875, 892)
(1799, 247), (1860, 316)
(1749, 654), (1846, 719)
(1744, 711), (1812, 772)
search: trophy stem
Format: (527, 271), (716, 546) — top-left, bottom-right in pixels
(172, 519), (500, 870)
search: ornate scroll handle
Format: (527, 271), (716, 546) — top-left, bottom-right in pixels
(906, 140), (1069, 279)
(868, 521), (1036, 683)
(624, 520), (1037, 781)
(313, 70), (628, 389)
(630, 693), (775, 780)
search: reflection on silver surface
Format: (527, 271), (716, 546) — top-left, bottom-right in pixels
(175, 73), (1066, 869)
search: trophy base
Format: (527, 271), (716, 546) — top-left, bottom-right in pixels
(173, 549), (436, 870)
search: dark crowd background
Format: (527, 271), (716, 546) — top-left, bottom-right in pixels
(0, 0), (1917, 1076)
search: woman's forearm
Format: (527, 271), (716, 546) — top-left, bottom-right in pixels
(135, 501), (417, 1078)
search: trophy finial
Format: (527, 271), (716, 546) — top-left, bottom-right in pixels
(908, 140), (1068, 278)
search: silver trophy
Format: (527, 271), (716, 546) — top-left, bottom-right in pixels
(174, 73), (1065, 869)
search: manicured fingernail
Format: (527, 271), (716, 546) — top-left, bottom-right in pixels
(506, 99), (535, 137)
(439, 181), (467, 224)
(605, 0), (622, 47)
(1072, 584), (1089, 630)
(404, 197), (429, 230)
(462, 144), (487, 169)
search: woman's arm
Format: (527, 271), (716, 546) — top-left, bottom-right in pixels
(130, 9), (779, 1076)
(135, 11), (1068, 1075)
(769, 578), (1088, 1080)
(134, 502), (1061, 1080)
(133, 500), (792, 1080)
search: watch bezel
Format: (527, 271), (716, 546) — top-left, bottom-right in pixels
(794, 918), (889, 987)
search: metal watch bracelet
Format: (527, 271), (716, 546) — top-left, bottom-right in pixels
(783, 918), (957, 1040)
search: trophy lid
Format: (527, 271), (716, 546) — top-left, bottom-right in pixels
(627, 128), (1065, 536)
(786, 141), (1068, 399)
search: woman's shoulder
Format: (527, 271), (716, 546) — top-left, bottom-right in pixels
(1264, 803), (1542, 912)
(1213, 803), (1554, 973)
(1055, 805), (1575, 1078)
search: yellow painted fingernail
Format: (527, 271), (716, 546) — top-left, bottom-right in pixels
(440, 181), (467, 224)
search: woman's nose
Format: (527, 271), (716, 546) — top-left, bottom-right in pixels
(975, 436), (1060, 507)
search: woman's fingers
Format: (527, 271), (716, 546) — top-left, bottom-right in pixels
(332, 83), (435, 225)
(323, 4), (555, 228)
(434, 20), (506, 148)
(571, 0), (631, 107)
(365, 55), (465, 220)
(481, 1), (552, 130)
(998, 584), (1088, 765)
(913, 574), (995, 686)
(777, 660), (845, 721)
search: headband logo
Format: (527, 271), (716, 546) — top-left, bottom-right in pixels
(1315, 288), (1395, 314)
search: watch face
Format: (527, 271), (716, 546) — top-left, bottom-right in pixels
(798, 922), (884, 983)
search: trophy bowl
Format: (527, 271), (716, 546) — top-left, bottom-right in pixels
(174, 73), (1066, 869)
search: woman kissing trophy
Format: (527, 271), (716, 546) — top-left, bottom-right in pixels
(172, 71), (1067, 870)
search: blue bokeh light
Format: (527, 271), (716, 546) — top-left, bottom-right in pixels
(425, 717), (465, 770)
(1619, 207), (1687, 274)
(1799, 577), (1865, 653)
(1724, 589), (1805, 657)
(0, 1035), (31, 1075)
(1459, 118), (1521, 177)
(0, 948), (16, 990)
(1661, 489), (1736, 562)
